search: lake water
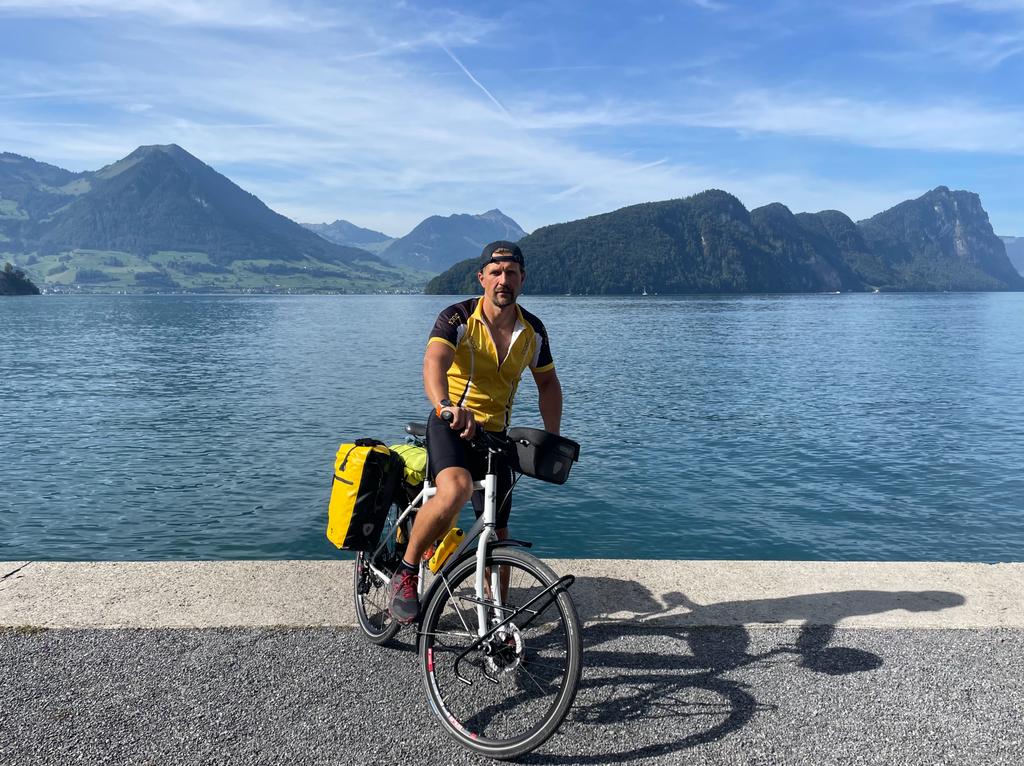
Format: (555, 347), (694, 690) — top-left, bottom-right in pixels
(2, 292), (1023, 562)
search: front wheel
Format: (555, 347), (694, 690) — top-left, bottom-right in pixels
(418, 547), (582, 759)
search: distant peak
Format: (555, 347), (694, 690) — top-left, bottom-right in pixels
(130, 143), (192, 159)
(754, 202), (794, 216)
(689, 188), (744, 205)
(93, 143), (204, 181)
(918, 186), (981, 207)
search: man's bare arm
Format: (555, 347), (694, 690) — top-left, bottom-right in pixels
(423, 341), (455, 408)
(532, 367), (562, 435)
(424, 341), (476, 437)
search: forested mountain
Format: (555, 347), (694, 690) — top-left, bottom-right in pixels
(0, 146), (422, 292)
(301, 218), (394, 253)
(1002, 236), (1024, 276)
(380, 209), (526, 273)
(427, 187), (1023, 294)
(858, 187), (1020, 291)
(5, 145), (1017, 295)
(0, 262), (40, 295)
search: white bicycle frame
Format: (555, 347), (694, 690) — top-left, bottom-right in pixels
(418, 472), (500, 638)
(369, 469), (501, 638)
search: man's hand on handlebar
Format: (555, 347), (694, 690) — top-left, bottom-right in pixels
(439, 406), (478, 440)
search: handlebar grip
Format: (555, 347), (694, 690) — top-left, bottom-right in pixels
(440, 409), (454, 423)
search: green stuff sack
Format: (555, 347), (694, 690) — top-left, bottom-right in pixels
(326, 439), (403, 551)
(389, 443), (427, 487)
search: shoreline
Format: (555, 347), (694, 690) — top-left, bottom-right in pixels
(2, 559), (1020, 630)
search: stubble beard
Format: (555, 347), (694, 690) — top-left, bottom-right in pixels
(492, 289), (516, 308)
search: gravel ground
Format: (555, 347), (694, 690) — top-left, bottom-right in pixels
(1, 625), (1021, 765)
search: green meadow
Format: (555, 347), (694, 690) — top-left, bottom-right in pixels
(4, 249), (429, 293)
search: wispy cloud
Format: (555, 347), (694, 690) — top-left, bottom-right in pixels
(690, 0), (729, 10)
(548, 157), (670, 201)
(1, 1), (1021, 234)
(679, 90), (1024, 154)
(0, 0), (321, 28)
(0, 28), (693, 229)
(939, 30), (1024, 68)
(896, 0), (1024, 11)
(858, 0), (1024, 68)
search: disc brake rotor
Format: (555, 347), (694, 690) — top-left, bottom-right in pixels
(484, 623), (525, 675)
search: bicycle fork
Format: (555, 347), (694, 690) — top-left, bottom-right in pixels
(475, 471), (499, 637)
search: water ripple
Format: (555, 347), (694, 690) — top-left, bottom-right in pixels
(2, 293), (1023, 561)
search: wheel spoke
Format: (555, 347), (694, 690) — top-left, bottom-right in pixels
(352, 503), (407, 644)
(419, 549), (581, 757)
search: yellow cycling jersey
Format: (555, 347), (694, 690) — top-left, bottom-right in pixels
(428, 298), (555, 432)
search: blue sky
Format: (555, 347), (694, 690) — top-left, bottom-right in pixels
(1, 0), (1022, 236)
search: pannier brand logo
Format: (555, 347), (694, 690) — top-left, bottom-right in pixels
(362, 523), (375, 537)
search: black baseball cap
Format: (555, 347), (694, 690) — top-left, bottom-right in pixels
(479, 240), (525, 270)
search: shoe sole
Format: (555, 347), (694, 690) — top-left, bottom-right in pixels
(388, 606), (419, 625)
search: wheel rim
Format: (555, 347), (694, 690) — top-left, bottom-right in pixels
(421, 552), (579, 752)
(353, 503), (406, 638)
(355, 552), (393, 636)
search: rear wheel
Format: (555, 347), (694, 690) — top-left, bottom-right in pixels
(352, 504), (407, 644)
(418, 547), (582, 759)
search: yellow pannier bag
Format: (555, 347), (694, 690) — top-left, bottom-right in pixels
(326, 439), (403, 551)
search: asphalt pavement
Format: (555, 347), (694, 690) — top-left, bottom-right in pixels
(2, 624), (1021, 765)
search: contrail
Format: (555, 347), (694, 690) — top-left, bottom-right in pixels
(438, 42), (513, 120)
(550, 157), (670, 200)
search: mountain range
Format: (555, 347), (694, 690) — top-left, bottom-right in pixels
(428, 187), (1023, 294)
(300, 219), (394, 253)
(1002, 236), (1024, 276)
(2, 144), (1020, 295)
(301, 209), (526, 272)
(0, 145), (420, 292)
(379, 210), (525, 272)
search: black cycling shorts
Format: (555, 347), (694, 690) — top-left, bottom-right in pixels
(425, 410), (514, 529)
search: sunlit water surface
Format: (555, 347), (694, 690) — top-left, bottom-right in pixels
(2, 292), (1022, 561)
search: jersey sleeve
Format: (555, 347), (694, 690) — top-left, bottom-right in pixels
(529, 316), (555, 372)
(427, 302), (468, 351)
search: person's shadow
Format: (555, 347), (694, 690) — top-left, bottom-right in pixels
(520, 577), (965, 763)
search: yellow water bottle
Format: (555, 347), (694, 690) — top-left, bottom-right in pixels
(428, 527), (464, 573)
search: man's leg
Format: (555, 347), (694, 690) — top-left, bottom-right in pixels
(405, 466), (473, 564)
(389, 412), (475, 624)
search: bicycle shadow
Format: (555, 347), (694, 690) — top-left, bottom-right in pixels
(521, 577), (965, 763)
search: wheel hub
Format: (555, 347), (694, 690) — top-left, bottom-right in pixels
(483, 622), (525, 675)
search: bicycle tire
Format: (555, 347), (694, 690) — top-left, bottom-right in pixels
(352, 504), (406, 644)
(418, 547), (582, 759)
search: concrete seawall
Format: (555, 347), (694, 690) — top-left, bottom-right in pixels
(2, 559), (1020, 629)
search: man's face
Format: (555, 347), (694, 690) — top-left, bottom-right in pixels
(478, 260), (524, 308)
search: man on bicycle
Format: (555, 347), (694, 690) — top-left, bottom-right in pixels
(389, 240), (563, 623)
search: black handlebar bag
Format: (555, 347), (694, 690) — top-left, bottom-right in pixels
(326, 439), (403, 550)
(506, 428), (580, 485)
